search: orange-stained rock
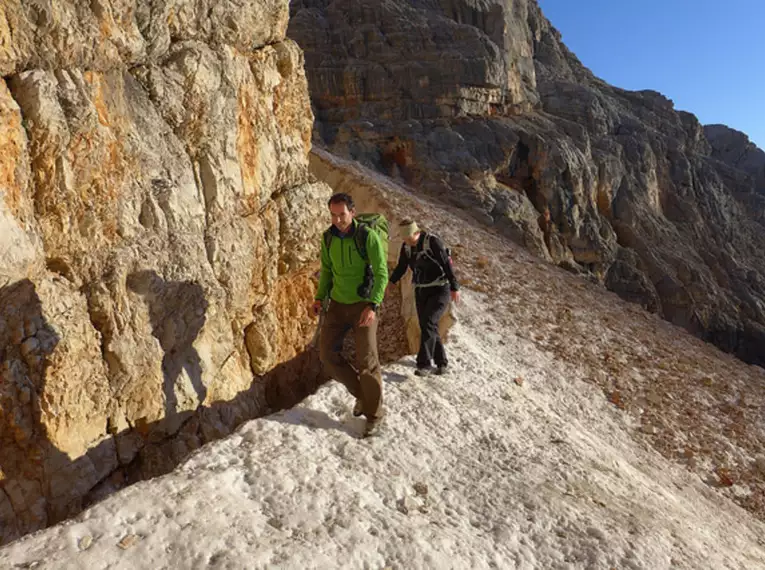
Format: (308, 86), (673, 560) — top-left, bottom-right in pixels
(0, 0), (332, 544)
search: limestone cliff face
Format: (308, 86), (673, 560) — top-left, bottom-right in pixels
(289, 0), (765, 366)
(289, 0), (538, 122)
(0, 0), (332, 543)
(704, 124), (765, 194)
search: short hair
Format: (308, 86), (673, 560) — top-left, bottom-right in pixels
(399, 219), (414, 226)
(328, 193), (355, 210)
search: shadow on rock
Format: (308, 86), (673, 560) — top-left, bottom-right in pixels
(126, 270), (208, 417)
(0, 279), (70, 544)
(1, 271), (414, 546)
(0, 276), (331, 546)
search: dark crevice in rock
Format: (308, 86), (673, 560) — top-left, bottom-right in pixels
(499, 140), (544, 213)
(45, 258), (75, 283)
(0, 488), (17, 517)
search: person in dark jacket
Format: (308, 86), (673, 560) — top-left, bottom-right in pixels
(389, 219), (460, 376)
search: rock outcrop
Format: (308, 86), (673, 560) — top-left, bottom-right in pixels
(0, 0), (333, 544)
(288, 0), (765, 366)
(704, 124), (765, 193)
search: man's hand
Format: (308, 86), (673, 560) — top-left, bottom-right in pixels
(451, 290), (461, 304)
(358, 306), (376, 327)
(310, 300), (323, 317)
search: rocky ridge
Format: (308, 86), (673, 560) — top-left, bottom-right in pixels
(288, 0), (765, 366)
(705, 124), (765, 193)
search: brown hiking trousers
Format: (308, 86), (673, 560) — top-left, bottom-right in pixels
(319, 301), (383, 421)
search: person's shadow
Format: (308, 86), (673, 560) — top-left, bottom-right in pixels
(126, 270), (208, 417)
(383, 371), (409, 383)
(263, 407), (360, 438)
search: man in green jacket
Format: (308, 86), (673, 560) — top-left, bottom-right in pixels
(311, 193), (388, 437)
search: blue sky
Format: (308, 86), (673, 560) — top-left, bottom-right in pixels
(537, 0), (765, 149)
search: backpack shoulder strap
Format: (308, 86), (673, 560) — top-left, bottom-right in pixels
(354, 223), (370, 263)
(421, 232), (447, 279)
(323, 228), (333, 251)
(423, 232), (448, 257)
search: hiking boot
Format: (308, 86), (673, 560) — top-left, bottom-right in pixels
(414, 367), (433, 377)
(435, 365), (448, 376)
(363, 414), (385, 438)
(352, 398), (364, 417)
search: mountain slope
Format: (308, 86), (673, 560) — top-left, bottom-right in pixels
(288, 0), (765, 367)
(2, 152), (765, 570)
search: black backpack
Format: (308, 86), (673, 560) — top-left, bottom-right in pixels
(405, 232), (453, 280)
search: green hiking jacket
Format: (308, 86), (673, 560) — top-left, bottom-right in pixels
(316, 219), (388, 306)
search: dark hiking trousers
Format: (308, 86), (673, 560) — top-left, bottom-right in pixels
(415, 284), (451, 369)
(319, 301), (383, 420)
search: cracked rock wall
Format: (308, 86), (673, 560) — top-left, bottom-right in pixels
(0, 0), (331, 543)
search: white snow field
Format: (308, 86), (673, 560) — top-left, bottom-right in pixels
(1, 290), (764, 570)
